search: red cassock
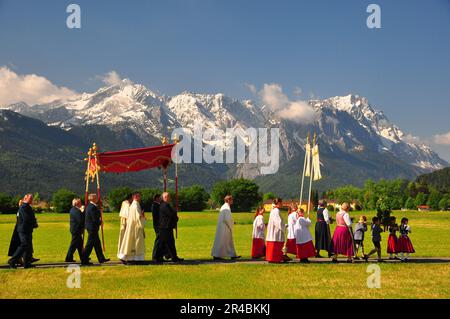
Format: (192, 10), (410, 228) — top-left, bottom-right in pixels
(387, 234), (398, 254)
(251, 238), (266, 258)
(285, 239), (297, 255)
(265, 241), (284, 263)
(396, 236), (415, 253)
(296, 241), (316, 259)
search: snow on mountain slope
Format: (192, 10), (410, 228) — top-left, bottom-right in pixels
(2, 81), (447, 172)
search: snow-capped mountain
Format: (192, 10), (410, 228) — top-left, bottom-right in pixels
(2, 80), (447, 180)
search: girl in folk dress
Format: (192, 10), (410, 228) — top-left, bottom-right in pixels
(266, 198), (289, 263)
(397, 217), (415, 261)
(387, 216), (399, 260)
(295, 208), (316, 263)
(251, 206), (266, 259)
(284, 203), (299, 256)
(331, 203), (354, 263)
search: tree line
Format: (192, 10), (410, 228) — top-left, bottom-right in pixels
(326, 178), (450, 212)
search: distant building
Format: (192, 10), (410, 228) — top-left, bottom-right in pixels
(263, 199), (313, 213)
(417, 205), (430, 212)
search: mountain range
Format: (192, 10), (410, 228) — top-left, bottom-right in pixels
(1, 79), (447, 198)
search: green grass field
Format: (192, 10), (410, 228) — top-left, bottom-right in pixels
(1, 210), (450, 298)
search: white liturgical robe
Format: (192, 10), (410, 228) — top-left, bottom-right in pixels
(117, 200), (146, 261)
(211, 203), (237, 258)
(266, 207), (285, 242)
(117, 200), (130, 254)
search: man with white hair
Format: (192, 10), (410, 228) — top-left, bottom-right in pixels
(65, 198), (85, 263)
(154, 192), (183, 262)
(8, 194), (38, 268)
(81, 193), (110, 265)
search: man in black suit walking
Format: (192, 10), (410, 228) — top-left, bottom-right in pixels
(155, 192), (183, 262)
(8, 194), (38, 268)
(81, 194), (109, 265)
(151, 193), (164, 261)
(65, 198), (85, 262)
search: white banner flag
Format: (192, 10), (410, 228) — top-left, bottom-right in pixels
(304, 143), (311, 177)
(312, 144), (322, 181)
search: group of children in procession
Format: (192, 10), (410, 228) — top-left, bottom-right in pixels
(251, 198), (415, 263)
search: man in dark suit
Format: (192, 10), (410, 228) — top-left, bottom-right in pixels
(81, 194), (109, 265)
(8, 194), (38, 268)
(65, 198), (85, 262)
(152, 193), (165, 260)
(155, 192), (183, 262)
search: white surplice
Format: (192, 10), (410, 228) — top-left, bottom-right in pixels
(266, 206), (285, 242)
(117, 200), (146, 261)
(287, 212), (298, 240)
(252, 214), (265, 239)
(211, 203), (237, 258)
(295, 216), (313, 244)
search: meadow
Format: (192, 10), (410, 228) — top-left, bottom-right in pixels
(0, 210), (449, 298)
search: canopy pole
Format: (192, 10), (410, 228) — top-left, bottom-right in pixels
(174, 134), (179, 239)
(92, 143), (106, 253)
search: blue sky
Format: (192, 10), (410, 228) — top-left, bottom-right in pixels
(1, 0), (449, 160)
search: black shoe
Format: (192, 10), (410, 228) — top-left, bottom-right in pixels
(331, 258), (338, 263)
(363, 254), (369, 262)
(213, 257), (225, 261)
(377, 259), (384, 263)
(172, 257), (184, 262)
(346, 259), (354, 263)
(31, 258), (40, 263)
(164, 255), (171, 260)
(153, 258), (164, 263)
(99, 258), (110, 263)
(23, 264), (35, 269)
(7, 260), (17, 269)
(231, 255), (241, 260)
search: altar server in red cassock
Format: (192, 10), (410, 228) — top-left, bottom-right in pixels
(251, 206), (266, 259)
(295, 208), (315, 263)
(284, 203), (298, 256)
(266, 198), (287, 263)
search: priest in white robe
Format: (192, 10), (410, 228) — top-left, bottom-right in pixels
(211, 195), (241, 260)
(117, 194), (132, 259)
(118, 192), (146, 262)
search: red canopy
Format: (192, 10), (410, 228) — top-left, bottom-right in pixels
(96, 143), (175, 173)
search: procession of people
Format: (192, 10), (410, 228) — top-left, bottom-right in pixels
(6, 192), (415, 268)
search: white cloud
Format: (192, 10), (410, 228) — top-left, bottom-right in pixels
(403, 134), (425, 145)
(100, 70), (122, 86)
(433, 132), (450, 145)
(258, 83), (317, 123)
(244, 83), (257, 95)
(0, 66), (78, 106)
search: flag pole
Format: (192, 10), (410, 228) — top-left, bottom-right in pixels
(307, 133), (316, 218)
(92, 143), (106, 252)
(299, 132), (310, 206)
